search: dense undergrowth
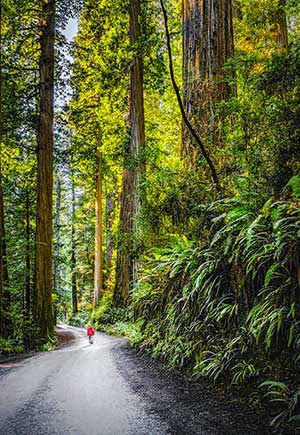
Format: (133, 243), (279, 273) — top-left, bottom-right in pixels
(0, 331), (58, 355)
(131, 179), (299, 429)
(93, 177), (300, 430)
(90, 293), (139, 339)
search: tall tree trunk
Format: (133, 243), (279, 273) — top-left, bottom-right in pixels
(275, 0), (288, 51)
(130, 0), (146, 208)
(93, 149), (103, 308)
(71, 179), (78, 314)
(105, 191), (114, 286)
(0, 0), (3, 337)
(182, 0), (234, 162)
(0, 173), (9, 337)
(53, 176), (61, 323)
(25, 186), (31, 320)
(33, 0), (55, 339)
(114, 0), (145, 307)
(24, 182), (32, 350)
(114, 168), (135, 307)
(0, 174), (7, 336)
(0, 0), (9, 338)
(160, 0), (220, 188)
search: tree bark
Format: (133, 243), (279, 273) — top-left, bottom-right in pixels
(129, 0), (146, 208)
(0, 0), (9, 338)
(93, 149), (103, 308)
(160, 0), (220, 188)
(71, 179), (78, 314)
(53, 176), (61, 323)
(0, 174), (7, 336)
(0, 172), (9, 337)
(182, 0), (235, 162)
(114, 167), (135, 307)
(105, 191), (114, 286)
(275, 0), (288, 51)
(0, 0), (4, 336)
(25, 186), (31, 320)
(114, 0), (145, 307)
(33, 0), (55, 339)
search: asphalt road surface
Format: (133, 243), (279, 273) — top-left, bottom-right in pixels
(0, 326), (276, 435)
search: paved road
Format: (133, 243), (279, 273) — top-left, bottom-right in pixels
(0, 327), (168, 435)
(0, 326), (275, 435)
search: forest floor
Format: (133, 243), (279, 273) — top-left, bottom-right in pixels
(0, 326), (294, 435)
(56, 325), (77, 347)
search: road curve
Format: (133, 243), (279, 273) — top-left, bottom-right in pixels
(0, 326), (274, 435)
(0, 327), (168, 435)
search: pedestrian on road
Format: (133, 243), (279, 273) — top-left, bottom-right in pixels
(87, 326), (95, 344)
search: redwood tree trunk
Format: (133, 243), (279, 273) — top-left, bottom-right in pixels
(0, 0), (3, 337)
(182, 0), (234, 161)
(129, 0), (146, 207)
(93, 149), (103, 307)
(105, 191), (114, 286)
(71, 180), (78, 314)
(53, 176), (61, 323)
(114, 0), (145, 307)
(0, 173), (8, 336)
(33, 0), (55, 339)
(0, 174), (9, 337)
(114, 167), (135, 307)
(25, 186), (31, 320)
(276, 0), (288, 51)
(0, 0), (9, 337)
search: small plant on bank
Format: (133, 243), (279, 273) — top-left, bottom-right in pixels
(260, 381), (300, 429)
(41, 334), (58, 352)
(0, 337), (17, 355)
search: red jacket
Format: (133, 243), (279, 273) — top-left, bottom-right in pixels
(87, 326), (95, 336)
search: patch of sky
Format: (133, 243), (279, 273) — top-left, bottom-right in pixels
(65, 18), (78, 42)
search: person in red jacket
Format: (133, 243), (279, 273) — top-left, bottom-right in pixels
(87, 326), (95, 344)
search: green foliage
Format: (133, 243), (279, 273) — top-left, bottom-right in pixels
(1, 3), (300, 433)
(286, 176), (300, 197)
(132, 184), (300, 427)
(101, 321), (141, 341)
(91, 292), (138, 339)
(221, 40), (300, 194)
(0, 337), (22, 355)
(41, 335), (58, 352)
(260, 381), (300, 428)
(92, 292), (131, 326)
(68, 311), (91, 327)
